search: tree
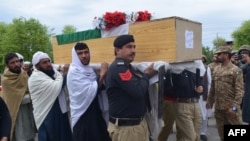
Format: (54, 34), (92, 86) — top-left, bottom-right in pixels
(212, 36), (226, 50)
(0, 17), (53, 73)
(202, 45), (213, 64)
(62, 25), (77, 34)
(232, 20), (250, 49)
(0, 22), (9, 70)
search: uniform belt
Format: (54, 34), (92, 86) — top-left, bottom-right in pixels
(176, 98), (199, 103)
(109, 116), (143, 126)
(164, 96), (177, 102)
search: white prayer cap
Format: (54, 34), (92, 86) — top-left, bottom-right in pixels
(24, 61), (31, 65)
(32, 51), (51, 66)
(16, 53), (24, 60)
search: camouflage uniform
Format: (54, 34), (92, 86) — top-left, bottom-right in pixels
(207, 62), (220, 75)
(208, 46), (244, 141)
(208, 53), (220, 75)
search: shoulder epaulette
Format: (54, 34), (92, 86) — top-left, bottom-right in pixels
(235, 69), (242, 75)
(117, 61), (125, 66)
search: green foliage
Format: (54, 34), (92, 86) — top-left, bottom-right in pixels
(212, 36), (226, 50)
(202, 46), (214, 64)
(0, 17), (53, 73)
(62, 25), (77, 34)
(232, 20), (250, 49)
(0, 22), (9, 70)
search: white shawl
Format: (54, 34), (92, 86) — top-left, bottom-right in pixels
(199, 66), (212, 120)
(67, 47), (98, 128)
(28, 69), (63, 129)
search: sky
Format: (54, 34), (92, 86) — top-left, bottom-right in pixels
(0, 0), (249, 48)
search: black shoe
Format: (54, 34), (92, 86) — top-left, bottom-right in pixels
(200, 135), (207, 141)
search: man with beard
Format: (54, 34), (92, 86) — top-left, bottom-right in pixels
(105, 34), (157, 141)
(28, 51), (72, 141)
(208, 53), (220, 75)
(1, 53), (36, 141)
(238, 45), (250, 124)
(23, 61), (33, 77)
(206, 45), (244, 141)
(67, 42), (111, 141)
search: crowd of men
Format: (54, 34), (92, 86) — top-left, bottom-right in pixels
(0, 34), (250, 141)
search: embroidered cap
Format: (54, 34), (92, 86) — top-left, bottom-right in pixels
(32, 51), (51, 66)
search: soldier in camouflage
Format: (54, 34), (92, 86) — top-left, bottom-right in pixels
(206, 45), (244, 141)
(207, 53), (220, 75)
(230, 50), (246, 69)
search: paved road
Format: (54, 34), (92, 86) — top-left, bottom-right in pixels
(35, 116), (221, 141)
(167, 115), (221, 141)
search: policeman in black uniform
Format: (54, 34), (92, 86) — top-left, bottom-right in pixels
(105, 34), (157, 141)
(171, 67), (203, 141)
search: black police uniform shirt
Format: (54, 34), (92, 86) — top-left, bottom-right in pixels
(105, 58), (150, 118)
(171, 70), (200, 99)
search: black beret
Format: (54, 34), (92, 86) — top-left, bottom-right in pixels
(113, 34), (135, 48)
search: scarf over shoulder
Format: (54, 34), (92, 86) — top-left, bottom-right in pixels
(67, 47), (98, 128)
(28, 69), (63, 129)
(1, 68), (28, 139)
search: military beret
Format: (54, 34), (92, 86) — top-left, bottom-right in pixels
(231, 50), (238, 54)
(113, 34), (135, 48)
(239, 45), (250, 53)
(202, 55), (207, 62)
(215, 45), (232, 54)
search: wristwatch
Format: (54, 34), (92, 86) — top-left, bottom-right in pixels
(232, 106), (237, 111)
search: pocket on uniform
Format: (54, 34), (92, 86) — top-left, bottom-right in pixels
(221, 74), (233, 84)
(107, 122), (116, 137)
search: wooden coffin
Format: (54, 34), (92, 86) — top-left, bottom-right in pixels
(52, 16), (202, 64)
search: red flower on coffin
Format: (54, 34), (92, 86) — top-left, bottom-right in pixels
(135, 10), (151, 22)
(103, 11), (126, 30)
(92, 10), (152, 30)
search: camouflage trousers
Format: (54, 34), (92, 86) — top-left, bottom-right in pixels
(214, 109), (242, 141)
